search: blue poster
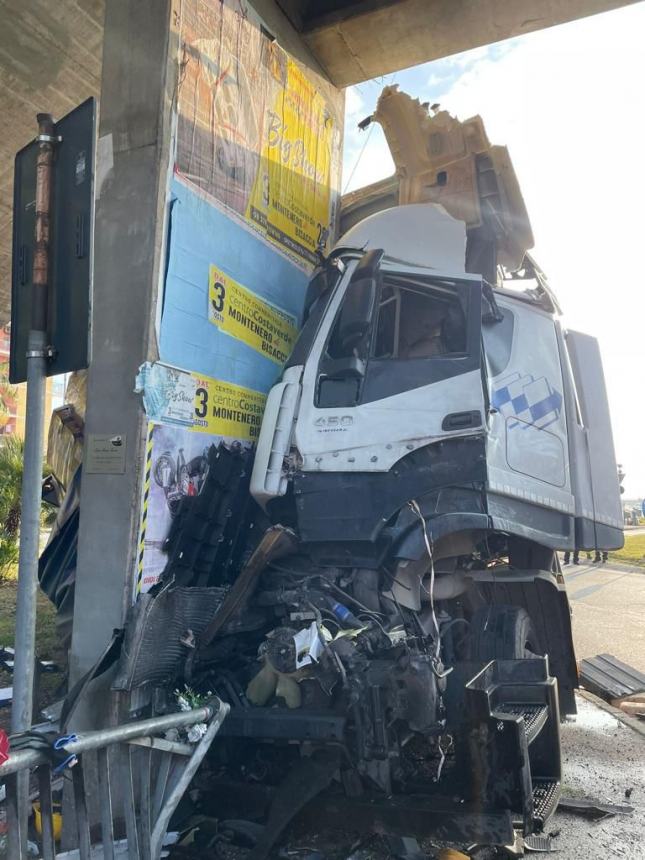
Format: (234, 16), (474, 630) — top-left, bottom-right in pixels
(160, 176), (309, 392)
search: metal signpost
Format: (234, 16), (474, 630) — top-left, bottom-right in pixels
(11, 113), (55, 736)
(11, 98), (95, 384)
(9, 99), (95, 850)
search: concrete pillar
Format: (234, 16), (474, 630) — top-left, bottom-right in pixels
(68, 0), (343, 732)
(69, 0), (175, 725)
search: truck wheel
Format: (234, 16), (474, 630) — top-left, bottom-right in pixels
(469, 605), (540, 660)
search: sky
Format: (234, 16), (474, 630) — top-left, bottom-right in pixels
(341, 2), (645, 499)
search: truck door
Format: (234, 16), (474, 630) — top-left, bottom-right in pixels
(484, 297), (574, 542)
(294, 252), (487, 473)
(564, 330), (623, 549)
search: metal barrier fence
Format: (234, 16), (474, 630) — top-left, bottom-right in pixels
(1, 700), (229, 860)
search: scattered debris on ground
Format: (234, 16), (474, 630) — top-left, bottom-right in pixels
(558, 796), (634, 820)
(578, 654), (645, 702)
(548, 696), (645, 858)
(523, 834), (554, 853)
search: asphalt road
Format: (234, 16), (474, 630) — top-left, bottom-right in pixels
(562, 558), (645, 674)
(552, 694), (645, 859)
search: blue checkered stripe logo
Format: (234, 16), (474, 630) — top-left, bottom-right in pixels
(491, 372), (563, 430)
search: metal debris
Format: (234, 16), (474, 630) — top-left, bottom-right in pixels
(524, 834), (556, 852)
(558, 796), (634, 819)
(578, 654), (645, 701)
(384, 834), (426, 859)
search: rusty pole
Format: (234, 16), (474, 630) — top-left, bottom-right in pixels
(12, 111), (55, 733)
(9, 112), (56, 857)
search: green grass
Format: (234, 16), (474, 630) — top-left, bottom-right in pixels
(610, 533), (645, 567)
(0, 580), (64, 715)
(0, 582), (59, 657)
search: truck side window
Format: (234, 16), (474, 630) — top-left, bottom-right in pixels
(373, 284), (467, 359)
(482, 308), (514, 377)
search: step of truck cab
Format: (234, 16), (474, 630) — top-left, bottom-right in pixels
(463, 656), (562, 834)
(493, 703), (549, 744)
(531, 778), (561, 828)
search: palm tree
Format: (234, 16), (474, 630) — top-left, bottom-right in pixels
(0, 436), (55, 578)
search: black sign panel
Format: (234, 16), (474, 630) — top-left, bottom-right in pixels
(10, 98), (96, 383)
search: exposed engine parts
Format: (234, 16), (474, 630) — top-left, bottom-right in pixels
(239, 556), (451, 793)
(114, 464), (572, 857)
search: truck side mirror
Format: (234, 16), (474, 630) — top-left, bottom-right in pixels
(336, 277), (377, 350)
(335, 248), (383, 351)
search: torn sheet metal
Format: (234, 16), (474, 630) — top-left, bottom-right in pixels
(372, 86), (533, 270)
(558, 795), (634, 819)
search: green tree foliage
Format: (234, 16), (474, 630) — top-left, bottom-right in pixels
(0, 436), (55, 579)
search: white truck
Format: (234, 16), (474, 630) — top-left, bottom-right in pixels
(238, 87), (623, 850)
(110, 88), (623, 856)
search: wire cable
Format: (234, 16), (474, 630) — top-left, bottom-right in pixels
(342, 121), (375, 194)
(342, 72), (397, 194)
(408, 499), (441, 658)
(408, 500), (453, 680)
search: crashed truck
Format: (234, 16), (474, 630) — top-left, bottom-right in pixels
(57, 88), (624, 853)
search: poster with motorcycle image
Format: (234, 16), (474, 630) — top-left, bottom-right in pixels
(134, 362), (265, 595)
(136, 423), (254, 594)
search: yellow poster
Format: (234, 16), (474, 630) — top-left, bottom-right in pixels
(246, 58), (336, 264)
(208, 265), (298, 365)
(176, 1), (342, 268)
(193, 373), (266, 442)
(138, 362), (267, 443)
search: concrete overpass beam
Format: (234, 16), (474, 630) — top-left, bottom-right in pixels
(298, 0), (640, 86)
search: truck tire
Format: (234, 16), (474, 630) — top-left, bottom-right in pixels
(469, 605), (540, 660)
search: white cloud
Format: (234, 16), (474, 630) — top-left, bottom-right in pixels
(342, 3), (645, 496)
(426, 71), (450, 89)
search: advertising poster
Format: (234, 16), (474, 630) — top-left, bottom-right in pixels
(208, 264), (298, 366)
(160, 176), (308, 392)
(145, 0), (344, 596)
(135, 363), (265, 594)
(244, 57), (337, 264)
(175, 0), (343, 266)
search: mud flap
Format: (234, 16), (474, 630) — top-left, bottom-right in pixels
(466, 569), (578, 715)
